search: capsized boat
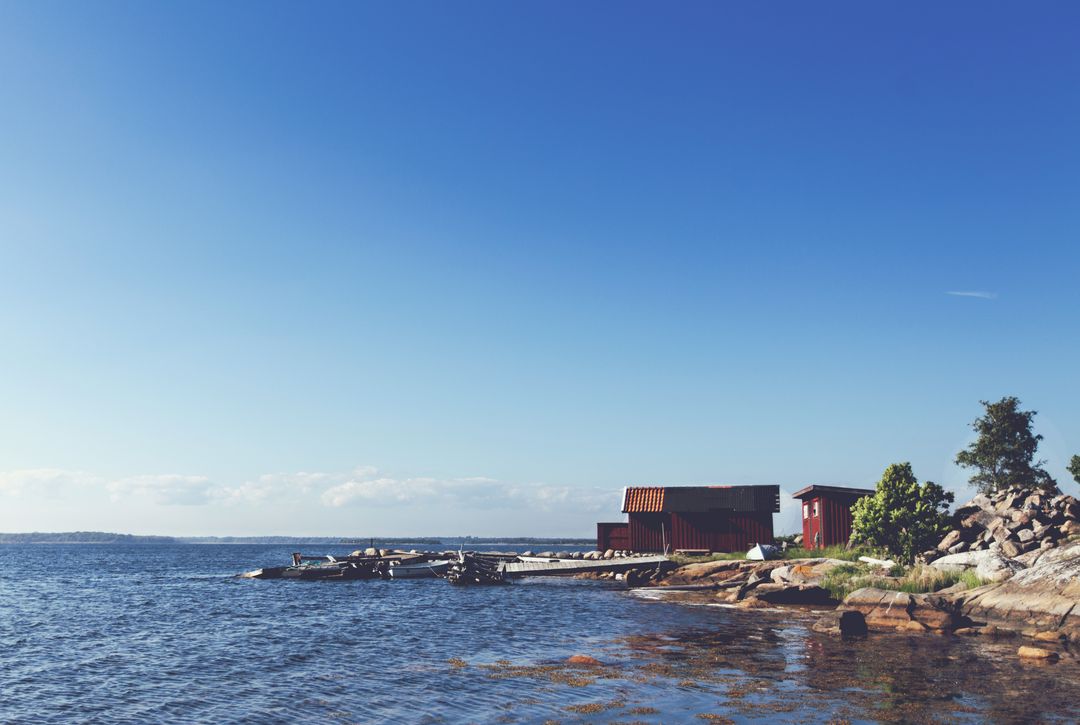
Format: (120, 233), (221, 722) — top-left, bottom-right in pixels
(746, 543), (781, 561)
(388, 559), (453, 579)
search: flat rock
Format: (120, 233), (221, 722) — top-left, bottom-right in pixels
(770, 558), (849, 586)
(751, 584), (835, 605)
(658, 559), (745, 586)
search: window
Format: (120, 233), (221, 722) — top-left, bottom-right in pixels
(802, 503), (809, 520)
(812, 501), (819, 518)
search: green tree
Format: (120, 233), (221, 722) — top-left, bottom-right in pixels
(1069, 455), (1080, 487)
(851, 462), (955, 565)
(955, 396), (1057, 495)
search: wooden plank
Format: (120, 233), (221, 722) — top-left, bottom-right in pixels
(499, 555), (668, 577)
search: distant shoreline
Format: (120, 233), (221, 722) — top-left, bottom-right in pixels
(0, 532), (595, 546)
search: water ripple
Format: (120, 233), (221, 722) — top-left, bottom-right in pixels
(3, 545), (1080, 723)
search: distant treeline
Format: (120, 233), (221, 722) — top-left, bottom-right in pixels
(0, 532), (594, 545)
(0, 532), (179, 544)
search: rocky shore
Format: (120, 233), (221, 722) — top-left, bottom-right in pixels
(632, 486), (1080, 663)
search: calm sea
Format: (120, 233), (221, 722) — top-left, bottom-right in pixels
(2, 544), (1079, 724)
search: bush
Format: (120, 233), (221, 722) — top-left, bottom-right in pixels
(850, 462), (954, 565)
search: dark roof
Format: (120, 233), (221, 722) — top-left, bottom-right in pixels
(622, 485), (781, 514)
(791, 484), (875, 500)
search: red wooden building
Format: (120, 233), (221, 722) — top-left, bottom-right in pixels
(597, 485), (781, 554)
(792, 484), (875, 549)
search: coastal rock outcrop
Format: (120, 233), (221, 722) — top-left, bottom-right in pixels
(841, 587), (963, 632)
(954, 541), (1080, 640)
(770, 559), (851, 587)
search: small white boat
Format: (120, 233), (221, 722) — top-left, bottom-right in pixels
(746, 544), (781, 561)
(388, 559), (453, 579)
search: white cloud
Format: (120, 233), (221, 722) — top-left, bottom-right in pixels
(946, 290), (997, 300)
(107, 474), (215, 505)
(317, 467), (618, 513)
(216, 471), (339, 504)
(0, 469), (100, 497)
(0, 464), (622, 521)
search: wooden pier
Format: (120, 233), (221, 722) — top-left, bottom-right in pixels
(499, 555), (669, 577)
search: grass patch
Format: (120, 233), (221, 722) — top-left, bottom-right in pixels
(888, 565), (991, 593)
(782, 545), (879, 562)
(818, 562), (989, 600)
(672, 544), (879, 565)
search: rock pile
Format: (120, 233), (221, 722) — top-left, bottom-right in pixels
(927, 486), (1080, 563)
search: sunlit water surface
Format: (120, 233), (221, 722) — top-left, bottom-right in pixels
(2, 545), (1079, 724)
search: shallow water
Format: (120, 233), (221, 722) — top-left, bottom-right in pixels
(1, 545), (1078, 724)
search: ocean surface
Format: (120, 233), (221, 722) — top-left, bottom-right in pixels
(2, 544), (1080, 724)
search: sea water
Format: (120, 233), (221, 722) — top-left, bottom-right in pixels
(2, 544), (1078, 724)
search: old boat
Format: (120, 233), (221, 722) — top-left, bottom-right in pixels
(388, 559), (453, 579)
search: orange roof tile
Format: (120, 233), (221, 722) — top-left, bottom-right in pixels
(622, 486), (666, 513)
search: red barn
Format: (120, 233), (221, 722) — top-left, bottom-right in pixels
(792, 485), (875, 549)
(597, 485), (780, 554)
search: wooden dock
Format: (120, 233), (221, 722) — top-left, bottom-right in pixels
(498, 555), (669, 577)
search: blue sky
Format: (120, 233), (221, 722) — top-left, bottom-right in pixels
(1, 2), (1078, 537)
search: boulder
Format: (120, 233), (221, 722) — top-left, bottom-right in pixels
(1034, 631), (1066, 642)
(1017, 528), (1036, 544)
(1061, 520), (1080, 538)
(842, 588), (962, 631)
(812, 610), (868, 637)
(961, 508), (999, 530)
(937, 530), (963, 551)
(1000, 539), (1024, 558)
(1017, 646), (1059, 662)
(930, 549), (1023, 583)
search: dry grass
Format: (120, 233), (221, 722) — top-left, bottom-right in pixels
(820, 562), (988, 600)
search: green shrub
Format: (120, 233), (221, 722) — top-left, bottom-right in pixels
(850, 463), (954, 565)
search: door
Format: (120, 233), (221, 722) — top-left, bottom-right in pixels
(803, 498), (822, 549)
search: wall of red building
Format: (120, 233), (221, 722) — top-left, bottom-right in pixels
(627, 511), (774, 553)
(801, 495), (858, 548)
(596, 522), (630, 551)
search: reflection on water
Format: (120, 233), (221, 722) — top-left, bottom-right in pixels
(0, 545), (1077, 724)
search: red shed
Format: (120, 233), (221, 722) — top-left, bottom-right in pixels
(792, 484), (875, 549)
(598, 485), (780, 554)
(596, 522), (629, 552)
